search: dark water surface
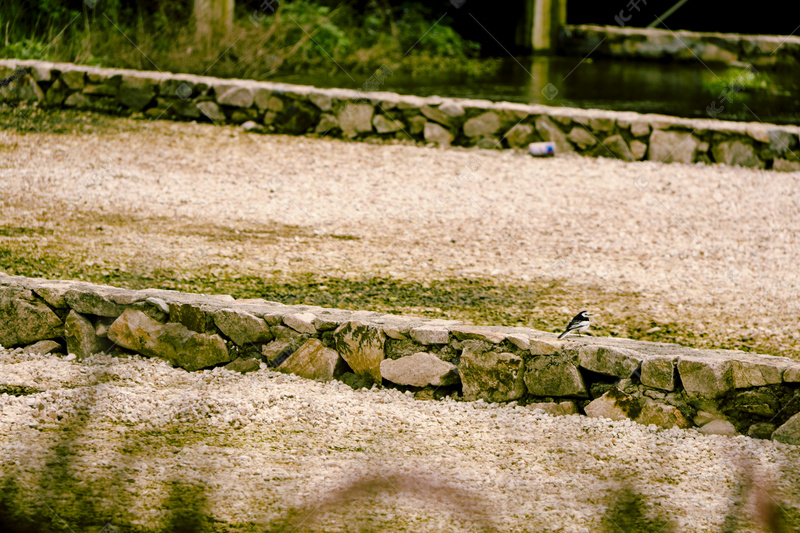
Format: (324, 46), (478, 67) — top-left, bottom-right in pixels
(274, 56), (799, 126)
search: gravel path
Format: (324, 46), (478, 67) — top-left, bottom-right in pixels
(1, 115), (799, 356)
(2, 348), (800, 532)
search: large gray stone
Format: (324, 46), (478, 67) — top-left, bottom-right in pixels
(33, 281), (75, 308)
(216, 86), (254, 107)
(197, 101), (225, 122)
(21, 340), (62, 355)
(712, 139), (764, 168)
(278, 338), (342, 382)
(423, 122), (454, 146)
(641, 355), (676, 391)
(567, 127), (597, 150)
(261, 338), (298, 367)
(118, 75), (156, 110)
(64, 285), (142, 317)
(449, 326), (505, 344)
(409, 326), (449, 345)
(731, 358), (787, 388)
(334, 320), (385, 383)
(767, 129), (797, 156)
(421, 105), (457, 127)
(699, 419), (738, 436)
(772, 412), (800, 444)
(380, 352), (459, 387)
(212, 308), (273, 346)
(574, 345), (643, 378)
(635, 399), (692, 429)
(596, 134), (635, 161)
(504, 124), (535, 149)
(648, 130), (698, 163)
(224, 357), (261, 374)
(0, 286), (63, 347)
(585, 389), (642, 421)
(158, 323), (231, 371)
(338, 103), (374, 134)
(524, 354), (588, 398)
(677, 356), (734, 398)
(64, 310), (110, 360)
(284, 312), (317, 334)
(463, 112), (502, 138)
(373, 115), (404, 134)
(535, 115), (572, 153)
(108, 309), (230, 371)
(460, 343), (526, 402)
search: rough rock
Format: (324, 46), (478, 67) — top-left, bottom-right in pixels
(596, 134), (635, 161)
(108, 309), (230, 371)
(216, 86), (254, 108)
(169, 302), (215, 333)
(107, 309), (162, 355)
(584, 389), (642, 421)
(262, 339), (298, 367)
(699, 419), (738, 436)
(524, 354), (588, 397)
(152, 323), (231, 371)
(0, 286), (63, 347)
(630, 121), (651, 137)
(773, 412), (800, 445)
(373, 115), (404, 134)
(408, 115), (427, 135)
(64, 285), (141, 317)
(463, 112), (502, 138)
(283, 312), (317, 335)
(506, 334), (530, 350)
(648, 130), (698, 163)
(277, 338), (342, 382)
(712, 140), (764, 168)
(423, 122), (454, 146)
(635, 399), (692, 429)
(767, 129), (797, 156)
(773, 158), (800, 172)
(60, 70), (85, 90)
(630, 140), (648, 160)
(747, 422), (776, 439)
(316, 114), (339, 133)
(535, 115), (572, 153)
(589, 117), (615, 131)
(333, 320), (385, 383)
(379, 352), (459, 387)
(338, 103), (374, 134)
(528, 338), (563, 355)
(574, 345), (643, 378)
(118, 75), (156, 110)
(460, 343), (526, 402)
(64, 310), (110, 360)
(407, 326), (448, 345)
(438, 101), (465, 120)
(32, 281), (74, 308)
(783, 365), (800, 382)
(731, 358), (786, 388)
(308, 92), (332, 112)
(449, 326), (505, 344)
(212, 308), (273, 346)
(421, 105), (457, 127)
(525, 401), (578, 416)
(641, 355), (676, 391)
(197, 101), (226, 122)
(677, 356), (734, 398)
(21, 340), (63, 355)
(504, 124), (535, 149)
(224, 357), (261, 374)
(567, 127), (597, 150)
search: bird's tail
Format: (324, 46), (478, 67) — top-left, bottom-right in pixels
(557, 331), (567, 339)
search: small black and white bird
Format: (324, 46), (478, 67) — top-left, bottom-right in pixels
(558, 311), (592, 339)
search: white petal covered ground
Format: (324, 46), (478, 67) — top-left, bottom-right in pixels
(2, 347), (800, 532)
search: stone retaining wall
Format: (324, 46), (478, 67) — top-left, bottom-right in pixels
(4, 272), (800, 445)
(561, 24), (800, 68)
(1, 59), (799, 171)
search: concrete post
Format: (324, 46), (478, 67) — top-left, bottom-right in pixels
(531, 0), (566, 52)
